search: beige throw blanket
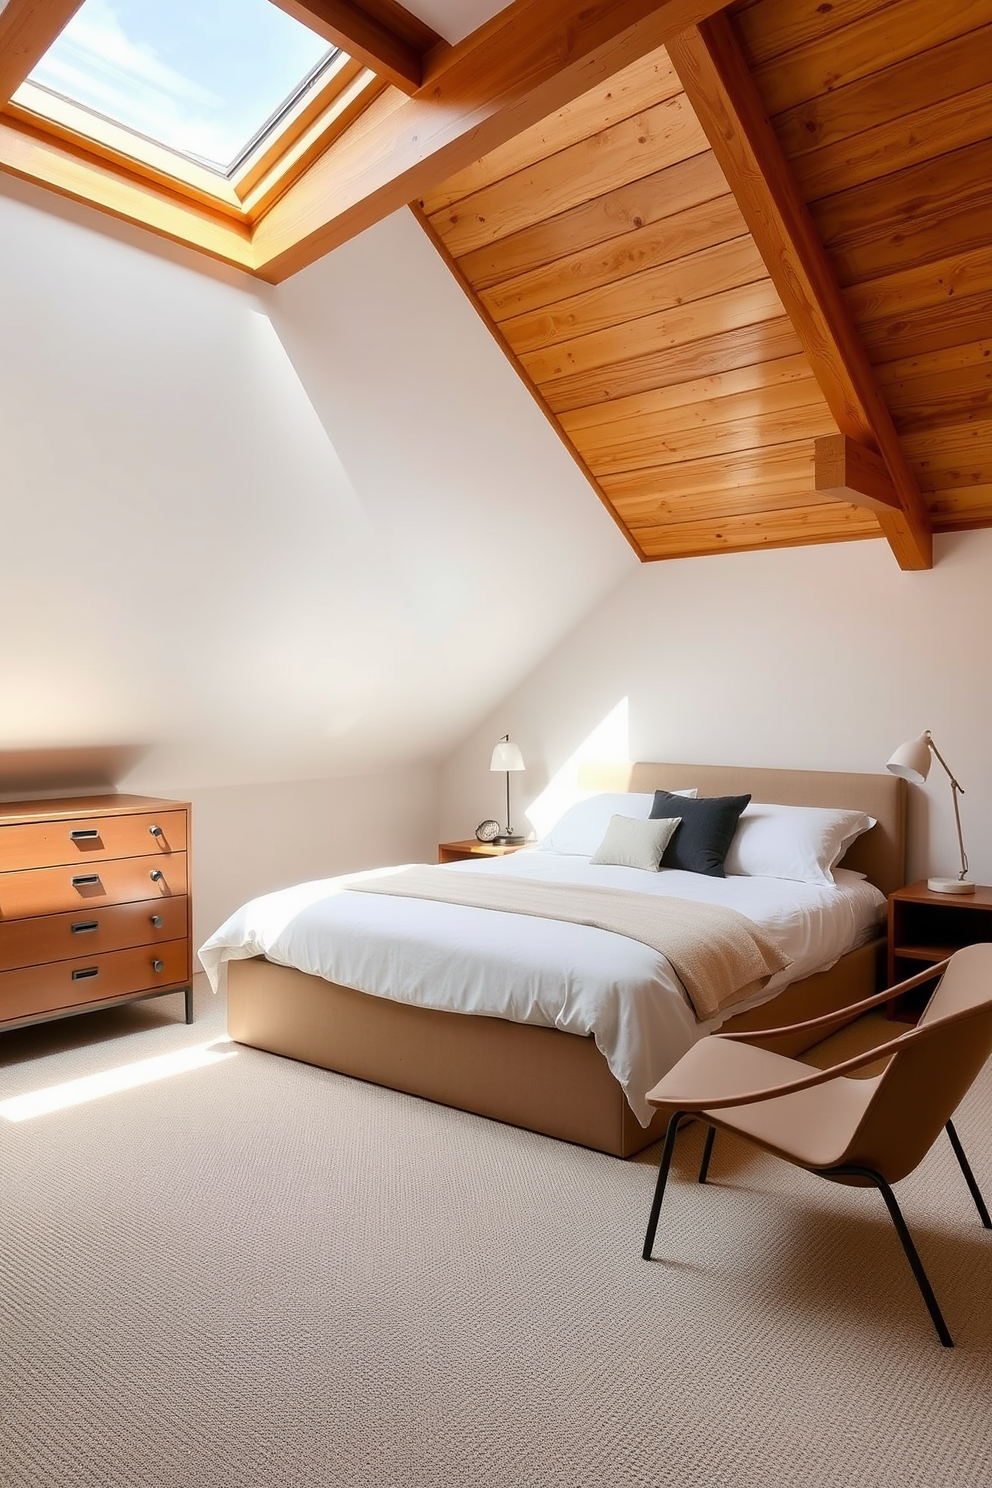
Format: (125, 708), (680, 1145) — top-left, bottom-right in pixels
(348, 868), (791, 1022)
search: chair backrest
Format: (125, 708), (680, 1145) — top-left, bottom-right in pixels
(841, 943), (992, 1183)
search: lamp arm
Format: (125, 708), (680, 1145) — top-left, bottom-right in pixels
(927, 733), (970, 881)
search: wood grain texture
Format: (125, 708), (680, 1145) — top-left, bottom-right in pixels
(636, 502), (880, 558)
(541, 315), (803, 413)
(752, 0), (990, 118)
(252, 0), (733, 279)
(428, 91), (709, 259)
(814, 434), (901, 514)
(455, 150), (729, 291)
(0, 1), (84, 105)
(773, 23), (992, 160)
(479, 192), (746, 322)
(267, 0), (438, 93)
(500, 234), (766, 356)
(417, 46), (682, 216)
(669, 11), (932, 569)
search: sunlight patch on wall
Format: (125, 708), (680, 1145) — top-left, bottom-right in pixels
(524, 697), (630, 838)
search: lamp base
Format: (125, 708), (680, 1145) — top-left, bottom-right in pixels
(492, 834), (524, 846)
(927, 877), (976, 895)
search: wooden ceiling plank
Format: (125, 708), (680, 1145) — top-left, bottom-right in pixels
(669, 12), (932, 570)
(457, 151), (729, 292)
(418, 46), (682, 218)
(428, 92), (709, 260)
(542, 314), (804, 414)
(827, 201), (992, 291)
(814, 433), (903, 515)
(0, 1), (84, 106)
(559, 351), (814, 435)
(250, 0), (736, 281)
(733, 0), (902, 70)
(752, 0), (990, 121)
(792, 82), (992, 203)
(521, 276), (786, 386)
(267, 0), (436, 94)
(859, 293), (992, 367)
(637, 503), (880, 559)
(774, 23), (992, 161)
(500, 234), (766, 357)
(600, 438), (816, 503)
(479, 192), (747, 324)
(575, 376), (828, 458)
(582, 400), (837, 475)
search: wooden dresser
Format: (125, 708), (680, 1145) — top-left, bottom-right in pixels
(0, 794), (192, 1033)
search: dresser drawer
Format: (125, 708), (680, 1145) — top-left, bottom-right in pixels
(0, 853), (187, 921)
(0, 938), (189, 1023)
(0, 808), (186, 871)
(0, 897), (189, 972)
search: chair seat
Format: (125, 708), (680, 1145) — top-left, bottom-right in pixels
(648, 1038), (882, 1171)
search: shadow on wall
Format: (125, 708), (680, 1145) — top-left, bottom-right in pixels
(0, 745), (148, 800)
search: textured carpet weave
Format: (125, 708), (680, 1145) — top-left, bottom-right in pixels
(2, 979), (991, 1488)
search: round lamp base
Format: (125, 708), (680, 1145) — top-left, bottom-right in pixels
(926, 877), (976, 895)
(492, 834), (525, 846)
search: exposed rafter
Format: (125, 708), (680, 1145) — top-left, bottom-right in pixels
(668, 12), (933, 571)
(251, 0), (733, 282)
(0, 0), (85, 105)
(814, 436), (903, 516)
(268, 0), (441, 95)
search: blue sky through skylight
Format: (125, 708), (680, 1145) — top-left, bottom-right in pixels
(29, 0), (335, 172)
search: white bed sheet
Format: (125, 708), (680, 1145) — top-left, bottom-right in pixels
(198, 852), (885, 1126)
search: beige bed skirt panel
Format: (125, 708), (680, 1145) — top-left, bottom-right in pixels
(226, 937), (883, 1159)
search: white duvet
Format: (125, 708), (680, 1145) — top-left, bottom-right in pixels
(198, 852), (885, 1125)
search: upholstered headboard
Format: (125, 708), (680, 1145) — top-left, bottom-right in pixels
(579, 761), (906, 897)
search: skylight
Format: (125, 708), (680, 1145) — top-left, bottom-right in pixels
(26, 0), (337, 175)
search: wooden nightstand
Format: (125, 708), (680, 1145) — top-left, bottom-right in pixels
(888, 881), (992, 1013)
(437, 840), (531, 864)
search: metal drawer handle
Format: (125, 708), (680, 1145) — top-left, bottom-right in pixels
(149, 825), (163, 838)
(150, 914), (163, 928)
(149, 869), (164, 882)
(72, 874), (100, 887)
(72, 967), (99, 981)
(71, 921), (99, 934)
(70, 828), (100, 841)
(152, 959), (164, 973)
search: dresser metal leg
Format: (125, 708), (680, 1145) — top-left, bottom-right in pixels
(184, 986), (194, 1024)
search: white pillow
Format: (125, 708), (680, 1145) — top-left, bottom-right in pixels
(724, 803), (876, 885)
(536, 789), (696, 856)
(589, 815), (682, 871)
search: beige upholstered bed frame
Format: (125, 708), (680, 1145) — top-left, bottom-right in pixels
(227, 763), (906, 1158)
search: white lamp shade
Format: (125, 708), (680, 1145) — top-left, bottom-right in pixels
(490, 739), (525, 772)
(886, 732), (932, 785)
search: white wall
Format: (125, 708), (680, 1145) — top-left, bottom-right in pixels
(0, 174), (630, 924)
(440, 530), (992, 887)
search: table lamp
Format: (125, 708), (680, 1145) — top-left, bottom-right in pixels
(886, 731), (975, 894)
(490, 735), (525, 845)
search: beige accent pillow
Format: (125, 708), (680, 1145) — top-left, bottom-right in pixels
(589, 814), (682, 872)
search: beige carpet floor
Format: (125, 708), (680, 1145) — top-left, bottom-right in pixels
(2, 977), (991, 1488)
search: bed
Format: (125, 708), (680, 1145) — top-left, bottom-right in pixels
(201, 762), (905, 1157)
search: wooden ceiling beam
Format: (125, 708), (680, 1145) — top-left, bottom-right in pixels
(668, 12), (933, 571)
(814, 434), (903, 516)
(0, 0), (85, 105)
(268, 1), (441, 95)
(251, 0), (732, 282)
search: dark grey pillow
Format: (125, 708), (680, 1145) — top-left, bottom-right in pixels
(649, 790), (751, 877)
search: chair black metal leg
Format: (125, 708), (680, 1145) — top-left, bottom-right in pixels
(698, 1125), (716, 1184)
(642, 1111), (684, 1261)
(827, 1163), (953, 1347)
(946, 1120), (992, 1228)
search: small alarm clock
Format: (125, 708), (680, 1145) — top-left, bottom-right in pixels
(475, 819), (501, 843)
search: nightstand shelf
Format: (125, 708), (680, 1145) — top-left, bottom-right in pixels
(438, 840), (531, 864)
(888, 882), (992, 1015)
